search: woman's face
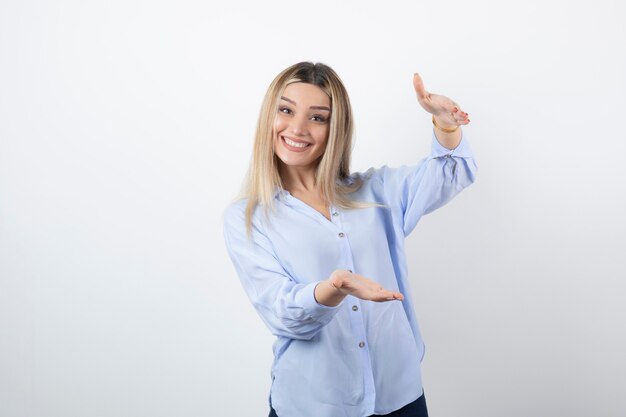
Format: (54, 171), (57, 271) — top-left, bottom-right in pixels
(273, 82), (331, 171)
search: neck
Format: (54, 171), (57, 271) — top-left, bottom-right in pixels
(278, 162), (319, 193)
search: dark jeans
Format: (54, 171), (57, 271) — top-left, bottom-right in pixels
(268, 393), (428, 417)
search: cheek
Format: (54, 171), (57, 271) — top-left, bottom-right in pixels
(273, 116), (287, 134)
(315, 126), (330, 145)
(272, 120), (281, 147)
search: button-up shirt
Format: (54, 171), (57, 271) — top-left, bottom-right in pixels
(222, 131), (477, 417)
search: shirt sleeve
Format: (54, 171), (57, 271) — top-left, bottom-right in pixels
(222, 203), (341, 341)
(369, 129), (477, 237)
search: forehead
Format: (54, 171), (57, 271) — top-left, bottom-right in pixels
(282, 82), (330, 107)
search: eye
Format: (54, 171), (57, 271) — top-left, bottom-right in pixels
(278, 107), (292, 115)
(311, 115), (327, 122)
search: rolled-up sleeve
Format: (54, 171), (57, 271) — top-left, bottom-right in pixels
(222, 204), (341, 341)
(369, 130), (477, 236)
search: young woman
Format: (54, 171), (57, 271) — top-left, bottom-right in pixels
(223, 62), (476, 417)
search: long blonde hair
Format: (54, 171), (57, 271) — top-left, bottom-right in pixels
(239, 62), (379, 237)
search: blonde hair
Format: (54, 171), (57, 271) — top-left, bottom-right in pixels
(238, 62), (380, 237)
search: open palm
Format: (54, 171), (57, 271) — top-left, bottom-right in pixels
(329, 270), (404, 302)
(413, 72), (470, 127)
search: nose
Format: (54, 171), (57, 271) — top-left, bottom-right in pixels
(289, 113), (308, 136)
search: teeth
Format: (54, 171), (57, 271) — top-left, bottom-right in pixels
(284, 137), (309, 148)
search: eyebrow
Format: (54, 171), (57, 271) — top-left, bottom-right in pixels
(280, 96), (331, 112)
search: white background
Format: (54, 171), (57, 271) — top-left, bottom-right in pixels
(1, 1), (625, 416)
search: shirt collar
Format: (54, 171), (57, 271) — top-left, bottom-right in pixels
(274, 187), (290, 200)
(273, 175), (357, 199)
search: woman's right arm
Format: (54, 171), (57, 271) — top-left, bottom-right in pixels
(223, 204), (403, 340)
(223, 204), (342, 341)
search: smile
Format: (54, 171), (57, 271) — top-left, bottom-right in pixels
(281, 136), (311, 152)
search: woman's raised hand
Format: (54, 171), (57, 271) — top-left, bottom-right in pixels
(328, 269), (404, 302)
(412, 72), (470, 128)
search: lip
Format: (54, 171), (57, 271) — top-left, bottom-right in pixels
(281, 135), (312, 152)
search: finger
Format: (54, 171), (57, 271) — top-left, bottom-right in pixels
(374, 289), (404, 302)
(452, 111), (468, 121)
(379, 295), (404, 302)
(412, 72), (428, 99)
(385, 291), (404, 301)
(439, 107), (470, 125)
(450, 102), (469, 119)
(452, 110), (470, 124)
(369, 288), (392, 300)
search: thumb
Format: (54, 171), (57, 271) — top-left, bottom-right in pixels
(412, 72), (427, 98)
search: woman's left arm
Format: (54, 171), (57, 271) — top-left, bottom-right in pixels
(368, 73), (477, 237)
(412, 72), (469, 150)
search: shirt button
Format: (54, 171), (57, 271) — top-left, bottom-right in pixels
(352, 305), (358, 311)
(444, 154), (451, 158)
(358, 341), (365, 348)
(338, 232), (345, 238)
(332, 211), (338, 216)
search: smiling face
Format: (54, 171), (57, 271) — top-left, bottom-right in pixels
(273, 82), (331, 173)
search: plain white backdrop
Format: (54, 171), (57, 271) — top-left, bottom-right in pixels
(1, 1), (625, 416)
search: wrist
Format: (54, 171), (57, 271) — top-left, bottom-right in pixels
(327, 275), (343, 293)
(432, 113), (458, 131)
(329, 269), (353, 291)
(314, 277), (347, 307)
(433, 113), (459, 129)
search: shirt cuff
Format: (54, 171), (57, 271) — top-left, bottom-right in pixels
(296, 281), (342, 324)
(431, 128), (474, 158)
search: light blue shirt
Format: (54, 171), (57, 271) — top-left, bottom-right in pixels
(223, 130), (477, 417)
